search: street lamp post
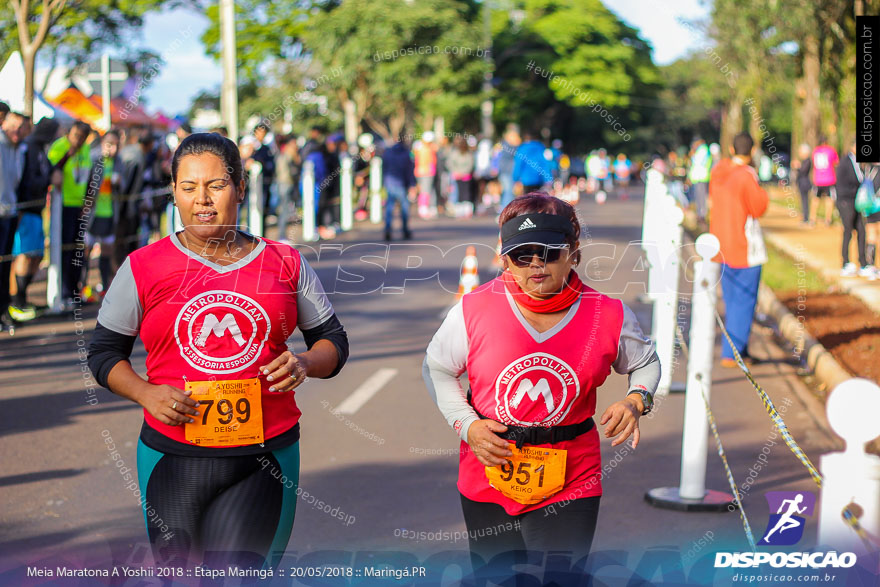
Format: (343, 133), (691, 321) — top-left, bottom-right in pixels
(481, 0), (494, 140)
(220, 0), (239, 140)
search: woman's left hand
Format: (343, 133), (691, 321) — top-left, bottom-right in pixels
(259, 351), (310, 393)
(599, 398), (642, 448)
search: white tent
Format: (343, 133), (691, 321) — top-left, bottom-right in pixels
(0, 51), (63, 121)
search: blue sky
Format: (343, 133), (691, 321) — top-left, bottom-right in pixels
(128, 0), (710, 117)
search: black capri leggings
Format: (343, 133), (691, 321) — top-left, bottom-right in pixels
(460, 493), (600, 579)
(137, 440), (299, 569)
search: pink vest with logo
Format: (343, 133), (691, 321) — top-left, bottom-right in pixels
(128, 237), (302, 446)
(459, 278), (624, 514)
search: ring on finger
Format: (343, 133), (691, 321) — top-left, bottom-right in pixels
(172, 401), (178, 410)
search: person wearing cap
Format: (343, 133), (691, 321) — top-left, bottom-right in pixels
(423, 192), (660, 574)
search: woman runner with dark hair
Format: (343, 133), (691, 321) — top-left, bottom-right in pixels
(88, 132), (349, 569)
(424, 192), (659, 576)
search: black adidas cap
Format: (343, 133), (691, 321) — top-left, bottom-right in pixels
(500, 213), (575, 255)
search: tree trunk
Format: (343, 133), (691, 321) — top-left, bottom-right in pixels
(720, 92), (744, 155)
(343, 99), (358, 147)
(802, 34), (820, 147)
(22, 47), (36, 118)
(748, 97), (762, 146)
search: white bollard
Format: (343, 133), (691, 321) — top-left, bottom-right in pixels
(646, 233), (734, 511)
(369, 157), (383, 225)
(248, 161), (264, 237)
(651, 197), (684, 397)
(46, 187), (64, 313)
(679, 233), (721, 500)
(641, 168), (668, 305)
(301, 160), (317, 241)
(818, 378), (880, 556)
(340, 156), (353, 231)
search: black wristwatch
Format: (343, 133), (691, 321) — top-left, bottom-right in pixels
(627, 387), (654, 415)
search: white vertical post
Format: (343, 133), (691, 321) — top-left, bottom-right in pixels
(100, 53), (111, 132)
(46, 187), (63, 313)
(248, 161), (263, 237)
(652, 197), (684, 397)
(302, 160), (316, 241)
(646, 233), (733, 511)
(340, 156), (353, 231)
(369, 157), (382, 225)
(679, 233), (721, 500)
(818, 378), (880, 556)
(641, 167), (667, 307)
(219, 0), (239, 141)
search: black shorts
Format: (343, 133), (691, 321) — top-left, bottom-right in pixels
(815, 185), (836, 199)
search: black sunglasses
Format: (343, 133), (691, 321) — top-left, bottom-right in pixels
(507, 245), (569, 267)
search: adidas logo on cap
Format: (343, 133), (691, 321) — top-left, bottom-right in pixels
(518, 217), (537, 230)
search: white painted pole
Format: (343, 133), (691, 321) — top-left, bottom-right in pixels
(641, 168), (667, 306)
(46, 187), (63, 313)
(652, 197), (685, 397)
(369, 156), (383, 225)
(340, 156), (353, 231)
(248, 161), (263, 237)
(219, 0), (239, 141)
(679, 233), (721, 500)
(100, 53), (111, 132)
(302, 160), (316, 241)
(818, 378), (880, 556)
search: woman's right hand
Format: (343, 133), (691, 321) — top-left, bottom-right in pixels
(467, 419), (514, 467)
(139, 384), (201, 426)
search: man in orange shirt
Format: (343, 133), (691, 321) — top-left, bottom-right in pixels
(708, 132), (769, 367)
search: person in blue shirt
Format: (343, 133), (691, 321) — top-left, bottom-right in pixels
(513, 131), (552, 194)
(382, 132), (417, 241)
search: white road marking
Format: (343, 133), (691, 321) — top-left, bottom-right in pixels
(335, 368), (398, 415)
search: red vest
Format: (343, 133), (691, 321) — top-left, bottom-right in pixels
(460, 278), (624, 514)
(128, 237), (303, 446)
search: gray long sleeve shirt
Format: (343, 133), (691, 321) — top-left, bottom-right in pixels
(0, 130), (24, 217)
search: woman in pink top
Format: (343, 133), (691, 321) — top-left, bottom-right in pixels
(811, 139), (839, 227)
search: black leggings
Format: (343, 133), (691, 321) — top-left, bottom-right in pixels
(460, 493), (600, 579)
(138, 440), (299, 569)
(837, 199), (867, 267)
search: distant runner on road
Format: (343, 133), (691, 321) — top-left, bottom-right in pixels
(423, 192), (660, 576)
(88, 133), (349, 570)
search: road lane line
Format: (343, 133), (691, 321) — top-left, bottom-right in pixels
(335, 368), (398, 415)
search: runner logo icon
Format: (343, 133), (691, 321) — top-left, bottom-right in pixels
(759, 491), (815, 546)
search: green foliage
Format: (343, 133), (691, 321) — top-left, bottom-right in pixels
(2, 0), (176, 65)
(491, 0), (660, 151)
(301, 0), (487, 137)
(200, 0), (313, 85)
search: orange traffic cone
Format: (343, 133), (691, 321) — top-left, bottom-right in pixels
(457, 246), (480, 299)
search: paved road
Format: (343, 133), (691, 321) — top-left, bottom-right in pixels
(0, 189), (854, 586)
